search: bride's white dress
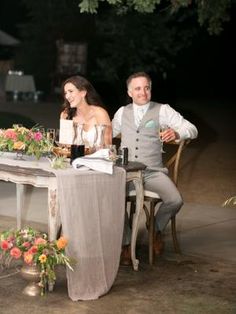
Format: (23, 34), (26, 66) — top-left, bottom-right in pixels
(80, 126), (97, 147)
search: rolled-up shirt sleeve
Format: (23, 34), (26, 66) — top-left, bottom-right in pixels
(160, 104), (198, 141)
(112, 106), (124, 138)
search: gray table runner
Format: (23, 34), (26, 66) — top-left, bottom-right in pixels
(56, 167), (126, 301)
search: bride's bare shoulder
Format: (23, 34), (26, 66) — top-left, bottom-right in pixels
(60, 110), (68, 119)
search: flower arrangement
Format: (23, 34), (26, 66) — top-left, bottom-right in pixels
(0, 227), (73, 295)
(0, 124), (53, 159)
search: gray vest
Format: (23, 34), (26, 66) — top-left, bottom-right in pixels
(121, 102), (165, 171)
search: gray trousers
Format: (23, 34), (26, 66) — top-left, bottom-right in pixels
(123, 169), (183, 245)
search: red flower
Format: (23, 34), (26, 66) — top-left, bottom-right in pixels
(1, 240), (10, 251)
(28, 246), (38, 254)
(10, 247), (22, 259)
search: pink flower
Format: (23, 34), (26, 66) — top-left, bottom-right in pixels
(33, 132), (43, 141)
(1, 240), (10, 251)
(34, 237), (47, 245)
(22, 242), (31, 248)
(10, 247), (22, 259)
(4, 129), (17, 140)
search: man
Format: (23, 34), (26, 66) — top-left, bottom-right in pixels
(112, 72), (198, 265)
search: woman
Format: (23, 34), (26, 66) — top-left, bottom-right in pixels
(60, 75), (112, 147)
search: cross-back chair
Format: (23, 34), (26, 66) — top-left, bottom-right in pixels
(126, 139), (190, 265)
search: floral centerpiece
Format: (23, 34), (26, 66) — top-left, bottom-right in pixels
(0, 227), (73, 295)
(0, 124), (53, 159)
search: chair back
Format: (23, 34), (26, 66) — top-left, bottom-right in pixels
(113, 136), (190, 185)
(162, 140), (190, 186)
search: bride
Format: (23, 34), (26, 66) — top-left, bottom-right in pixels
(60, 75), (112, 148)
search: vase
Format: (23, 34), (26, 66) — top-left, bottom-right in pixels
(20, 263), (41, 296)
(94, 124), (106, 151)
(15, 150), (25, 160)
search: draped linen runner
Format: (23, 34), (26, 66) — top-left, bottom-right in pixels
(55, 167), (126, 301)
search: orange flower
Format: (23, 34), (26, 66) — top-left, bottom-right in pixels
(13, 141), (26, 150)
(24, 252), (33, 264)
(56, 237), (68, 250)
(39, 254), (47, 264)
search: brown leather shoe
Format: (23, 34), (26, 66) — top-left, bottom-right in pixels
(153, 232), (165, 255)
(120, 245), (132, 266)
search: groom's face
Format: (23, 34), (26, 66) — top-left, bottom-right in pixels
(127, 76), (151, 106)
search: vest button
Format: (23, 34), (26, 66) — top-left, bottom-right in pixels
(135, 147), (138, 150)
(135, 155), (138, 158)
(136, 130), (139, 133)
(136, 138), (139, 142)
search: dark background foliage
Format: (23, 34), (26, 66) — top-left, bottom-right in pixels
(0, 0), (234, 113)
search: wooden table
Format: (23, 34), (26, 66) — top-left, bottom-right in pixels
(0, 155), (145, 271)
(0, 158), (60, 241)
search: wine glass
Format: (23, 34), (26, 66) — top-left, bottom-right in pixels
(159, 124), (169, 153)
(94, 124), (106, 151)
(81, 124), (97, 155)
(106, 144), (117, 162)
(46, 128), (56, 142)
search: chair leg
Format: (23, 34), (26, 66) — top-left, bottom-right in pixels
(171, 216), (181, 254)
(143, 204), (150, 230)
(129, 201), (136, 229)
(149, 203), (155, 265)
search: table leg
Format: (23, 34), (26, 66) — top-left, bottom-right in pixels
(130, 176), (144, 271)
(47, 179), (61, 240)
(16, 183), (26, 229)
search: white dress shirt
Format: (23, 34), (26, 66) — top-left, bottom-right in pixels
(112, 102), (198, 141)
(133, 102), (150, 127)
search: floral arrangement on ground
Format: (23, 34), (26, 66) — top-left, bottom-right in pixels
(0, 124), (53, 159)
(0, 226), (73, 295)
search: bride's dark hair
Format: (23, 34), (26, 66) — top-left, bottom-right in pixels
(61, 75), (104, 119)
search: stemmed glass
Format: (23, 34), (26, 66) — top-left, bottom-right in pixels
(106, 144), (117, 162)
(159, 124), (169, 153)
(46, 128), (56, 142)
(81, 124), (98, 155)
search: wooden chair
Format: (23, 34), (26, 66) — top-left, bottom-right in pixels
(126, 139), (190, 265)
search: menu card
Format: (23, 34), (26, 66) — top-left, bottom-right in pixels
(59, 119), (74, 145)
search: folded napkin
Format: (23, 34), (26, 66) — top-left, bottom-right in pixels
(72, 149), (113, 174)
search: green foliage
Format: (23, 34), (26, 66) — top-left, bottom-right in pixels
(15, 0), (232, 96)
(197, 0), (231, 35)
(87, 8), (198, 82)
(78, 0), (233, 35)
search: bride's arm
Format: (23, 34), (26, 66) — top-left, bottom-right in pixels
(96, 107), (112, 145)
